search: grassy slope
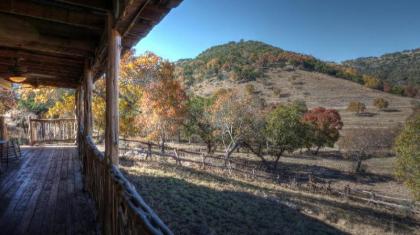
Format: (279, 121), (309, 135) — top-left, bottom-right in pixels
(120, 155), (420, 235)
(190, 68), (417, 129)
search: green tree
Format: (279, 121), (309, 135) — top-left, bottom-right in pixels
(265, 104), (306, 170)
(184, 96), (217, 154)
(394, 114), (420, 200)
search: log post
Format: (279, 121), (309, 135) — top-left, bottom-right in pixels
(84, 62), (93, 137)
(83, 62), (93, 181)
(105, 18), (121, 166)
(77, 86), (85, 159)
(0, 116), (7, 141)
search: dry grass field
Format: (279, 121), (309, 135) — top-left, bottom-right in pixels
(120, 149), (420, 235)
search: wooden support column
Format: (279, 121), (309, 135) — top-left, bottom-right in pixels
(77, 86), (85, 133)
(105, 19), (121, 165)
(76, 85), (85, 159)
(84, 63), (93, 137)
(0, 116), (7, 141)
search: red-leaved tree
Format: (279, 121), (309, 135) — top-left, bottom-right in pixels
(303, 107), (343, 154)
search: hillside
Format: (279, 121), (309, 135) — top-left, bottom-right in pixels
(190, 68), (416, 129)
(175, 40), (364, 86)
(176, 41), (418, 129)
(343, 48), (420, 85)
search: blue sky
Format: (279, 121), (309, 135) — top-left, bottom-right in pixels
(135, 0), (420, 62)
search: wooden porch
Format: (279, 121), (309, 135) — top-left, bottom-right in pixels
(0, 0), (183, 234)
(0, 146), (98, 235)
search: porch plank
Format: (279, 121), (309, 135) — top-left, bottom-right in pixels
(0, 146), (98, 235)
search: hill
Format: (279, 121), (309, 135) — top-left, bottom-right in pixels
(175, 41), (418, 129)
(343, 48), (420, 86)
(175, 40), (364, 86)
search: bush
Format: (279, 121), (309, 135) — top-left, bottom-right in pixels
(373, 98), (389, 110)
(394, 114), (420, 200)
(363, 75), (382, 89)
(347, 101), (366, 114)
(245, 84), (256, 95)
(273, 88), (282, 97)
(404, 86), (418, 97)
(391, 85), (404, 96)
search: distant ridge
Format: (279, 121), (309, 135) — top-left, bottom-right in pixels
(343, 48), (420, 85)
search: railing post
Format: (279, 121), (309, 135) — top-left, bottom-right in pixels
(28, 117), (33, 145)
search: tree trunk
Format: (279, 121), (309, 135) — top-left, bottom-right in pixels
(206, 141), (212, 154)
(224, 142), (239, 167)
(272, 150), (284, 171)
(355, 155), (363, 173)
(313, 146), (321, 155)
(160, 137), (165, 154)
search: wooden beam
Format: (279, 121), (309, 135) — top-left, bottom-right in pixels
(52, 0), (110, 12)
(105, 19), (121, 166)
(0, 0), (105, 32)
(0, 48), (84, 67)
(0, 14), (96, 57)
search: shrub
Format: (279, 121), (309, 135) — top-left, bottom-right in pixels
(394, 114), (420, 200)
(373, 98), (389, 110)
(273, 88), (282, 97)
(383, 82), (392, 93)
(362, 75), (382, 89)
(245, 84), (256, 95)
(347, 101), (366, 114)
(391, 85), (404, 96)
(404, 86), (418, 97)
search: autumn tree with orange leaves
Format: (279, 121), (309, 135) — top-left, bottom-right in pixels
(139, 61), (187, 152)
(0, 89), (16, 114)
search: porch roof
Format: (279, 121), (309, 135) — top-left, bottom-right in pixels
(0, 0), (181, 88)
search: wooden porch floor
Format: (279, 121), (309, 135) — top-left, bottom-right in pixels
(0, 146), (98, 235)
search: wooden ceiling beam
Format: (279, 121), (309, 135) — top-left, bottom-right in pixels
(0, 48), (85, 67)
(21, 79), (79, 88)
(33, 0), (110, 14)
(0, 14), (96, 57)
(0, 0), (105, 32)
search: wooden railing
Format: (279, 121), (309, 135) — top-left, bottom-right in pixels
(83, 135), (172, 235)
(29, 118), (77, 144)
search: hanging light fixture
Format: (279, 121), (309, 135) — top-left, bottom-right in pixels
(8, 58), (27, 83)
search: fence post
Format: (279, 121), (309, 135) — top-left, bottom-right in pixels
(29, 117), (34, 145)
(146, 142), (152, 160)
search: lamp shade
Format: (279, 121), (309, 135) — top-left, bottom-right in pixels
(9, 75), (26, 83)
